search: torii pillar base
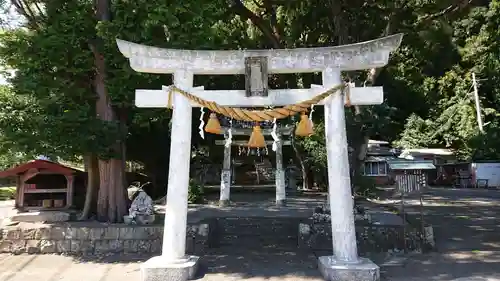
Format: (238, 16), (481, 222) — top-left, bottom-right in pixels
(318, 257), (380, 281)
(141, 256), (200, 281)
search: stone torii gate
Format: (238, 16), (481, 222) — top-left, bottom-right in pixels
(117, 34), (402, 281)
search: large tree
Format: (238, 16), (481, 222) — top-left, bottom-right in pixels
(0, 0), (498, 209)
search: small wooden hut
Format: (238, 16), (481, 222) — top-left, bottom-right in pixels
(388, 160), (436, 194)
(0, 160), (84, 211)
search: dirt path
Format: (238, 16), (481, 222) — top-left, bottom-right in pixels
(381, 188), (500, 281)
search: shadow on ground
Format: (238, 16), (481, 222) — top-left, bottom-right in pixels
(2, 188), (500, 281)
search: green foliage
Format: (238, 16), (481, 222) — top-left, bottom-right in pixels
(0, 0), (498, 194)
(352, 176), (378, 198)
(0, 186), (15, 200)
(394, 1), (500, 160)
(188, 179), (204, 204)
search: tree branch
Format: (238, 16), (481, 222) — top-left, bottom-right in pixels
(229, 0), (281, 48)
(262, 0), (282, 44)
(364, 0), (474, 88)
(10, 0), (45, 30)
(416, 0), (474, 26)
(251, 0), (265, 9)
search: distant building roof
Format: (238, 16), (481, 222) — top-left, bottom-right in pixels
(399, 148), (454, 159)
(368, 139), (389, 145)
(365, 156), (397, 162)
(388, 160), (436, 170)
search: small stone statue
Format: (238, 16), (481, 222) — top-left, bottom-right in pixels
(126, 189), (154, 224)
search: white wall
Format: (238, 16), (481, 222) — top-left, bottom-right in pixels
(471, 162), (500, 187)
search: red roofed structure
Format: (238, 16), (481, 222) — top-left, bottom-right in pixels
(0, 160), (83, 211)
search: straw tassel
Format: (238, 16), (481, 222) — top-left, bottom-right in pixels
(205, 113), (222, 134)
(247, 125), (266, 148)
(295, 113), (314, 137)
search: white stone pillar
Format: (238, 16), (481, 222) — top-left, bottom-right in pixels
(275, 137), (286, 206)
(161, 70), (193, 261)
(219, 135), (231, 206)
(322, 68), (358, 262)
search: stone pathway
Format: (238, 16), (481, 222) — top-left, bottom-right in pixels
(0, 250), (324, 281)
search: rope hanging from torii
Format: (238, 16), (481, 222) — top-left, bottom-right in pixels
(166, 83), (351, 147)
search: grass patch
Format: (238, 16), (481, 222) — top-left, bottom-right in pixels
(0, 186), (16, 200)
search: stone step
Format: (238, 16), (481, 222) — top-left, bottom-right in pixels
(211, 217), (300, 250)
(220, 226), (296, 235)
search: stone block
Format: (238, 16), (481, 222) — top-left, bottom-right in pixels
(50, 226), (70, 240)
(150, 239), (162, 253)
(26, 240), (41, 254)
(94, 240), (124, 254)
(94, 240), (110, 253)
(89, 228), (104, 240)
(109, 240), (124, 252)
(22, 228), (37, 240)
(75, 227), (90, 240)
(318, 256), (380, 281)
(141, 256), (200, 281)
(103, 227), (120, 240)
(70, 240), (94, 253)
(138, 240), (152, 253)
(0, 240), (10, 253)
(56, 240), (71, 253)
(35, 227), (52, 240)
(10, 240), (26, 254)
(3, 228), (21, 240)
(39, 240), (56, 253)
(10, 211), (70, 223)
(120, 227), (149, 240)
(123, 240), (139, 253)
(199, 224), (209, 236)
(144, 226), (163, 240)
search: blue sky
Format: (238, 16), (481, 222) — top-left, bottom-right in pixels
(0, 4), (22, 85)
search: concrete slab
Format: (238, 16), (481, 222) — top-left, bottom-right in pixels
(140, 255), (199, 281)
(318, 256), (379, 281)
(10, 211), (70, 223)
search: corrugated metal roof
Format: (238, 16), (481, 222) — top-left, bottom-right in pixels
(400, 148), (454, 156)
(365, 156), (397, 162)
(388, 160), (436, 170)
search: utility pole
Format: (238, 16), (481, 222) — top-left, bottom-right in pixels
(472, 72), (484, 133)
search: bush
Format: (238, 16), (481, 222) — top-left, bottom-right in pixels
(188, 179), (204, 204)
(0, 186), (16, 200)
(352, 175), (378, 198)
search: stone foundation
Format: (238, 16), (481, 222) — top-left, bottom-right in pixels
(0, 223), (209, 255)
(299, 221), (435, 253)
(141, 255), (200, 281)
(318, 256), (379, 281)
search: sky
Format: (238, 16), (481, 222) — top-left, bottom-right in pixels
(0, 4), (22, 85)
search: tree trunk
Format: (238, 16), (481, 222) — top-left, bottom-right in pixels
(78, 154), (99, 220)
(93, 0), (127, 223)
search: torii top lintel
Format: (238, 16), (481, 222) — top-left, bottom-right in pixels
(116, 34), (403, 75)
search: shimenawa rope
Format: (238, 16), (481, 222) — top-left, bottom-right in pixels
(166, 83), (350, 122)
